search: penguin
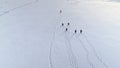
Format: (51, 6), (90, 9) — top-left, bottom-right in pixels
(75, 30), (77, 33)
(60, 10), (62, 14)
(65, 28), (68, 31)
(67, 22), (70, 26)
(80, 29), (82, 34)
(62, 23), (64, 26)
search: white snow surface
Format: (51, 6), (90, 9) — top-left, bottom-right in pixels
(0, 0), (120, 68)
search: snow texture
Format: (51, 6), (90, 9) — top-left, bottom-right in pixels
(0, 0), (120, 68)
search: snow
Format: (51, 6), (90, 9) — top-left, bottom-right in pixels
(0, 0), (120, 68)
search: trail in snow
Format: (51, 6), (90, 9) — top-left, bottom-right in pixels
(60, 1), (79, 68)
(64, 31), (79, 68)
(82, 34), (109, 68)
(49, 18), (79, 68)
(49, 28), (56, 68)
(49, 10), (63, 68)
(49, 23), (66, 68)
(49, 22), (63, 68)
(75, 35), (94, 68)
(0, 0), (39, 16)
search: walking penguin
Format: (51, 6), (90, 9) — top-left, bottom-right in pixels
(65, 28), (68, 31)
(60, 10), (62, 14)
(80, 29), (82, 34)
(62, 23), (64, 26)
(67, 22), (70, 26)
(75, 30), (77, 33)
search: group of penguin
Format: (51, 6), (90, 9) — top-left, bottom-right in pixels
(61, 22), (83, 34)
(60, 10), (82, 34)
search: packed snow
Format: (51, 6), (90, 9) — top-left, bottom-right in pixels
(0, 0), (120, 68)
